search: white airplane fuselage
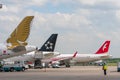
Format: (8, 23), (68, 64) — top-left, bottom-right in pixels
(0, 44), (36, 60)
(72, 53), (111, 62)
(51, 53), (111, 63)
(3, 51), (60, 62)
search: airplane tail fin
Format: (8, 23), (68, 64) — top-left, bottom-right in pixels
(73, 51), (78, 57)
(39, 34), (58, 52)
(95, 41), (110, 54)
(6, 16), (34, 49)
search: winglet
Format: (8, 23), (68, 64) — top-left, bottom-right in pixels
(73, 51), (78, 57)
(95, 41), (110, 54)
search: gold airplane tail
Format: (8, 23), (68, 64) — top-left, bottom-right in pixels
(6, 16), (34, 49)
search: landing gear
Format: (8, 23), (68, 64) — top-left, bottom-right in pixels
(65, 64), (70, 67)
(65, 60), (70, 68)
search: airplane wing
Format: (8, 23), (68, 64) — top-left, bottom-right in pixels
(6, 16), (34, 49)
(43, 52), (54, 59)
(38, 52), (60, 59)
(51, 52), (78, 62)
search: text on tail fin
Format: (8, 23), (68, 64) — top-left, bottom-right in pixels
(95, 41), (110, 54)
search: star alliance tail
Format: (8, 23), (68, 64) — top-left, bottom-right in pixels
(39, 34), (58, 52)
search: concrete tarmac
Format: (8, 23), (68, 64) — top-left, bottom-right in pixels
(0, 66), (119, 80)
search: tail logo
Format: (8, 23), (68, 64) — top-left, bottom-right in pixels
(95, 41), (110, 54)
(102, 43), (107, 51)
(45, 41), (53, 50)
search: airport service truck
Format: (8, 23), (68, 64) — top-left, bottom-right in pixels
(0, 61), (28, 72)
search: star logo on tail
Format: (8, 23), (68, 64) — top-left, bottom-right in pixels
(45, 41), (53, 50)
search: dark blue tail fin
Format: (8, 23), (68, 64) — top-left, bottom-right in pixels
(39, 34), (58, 52)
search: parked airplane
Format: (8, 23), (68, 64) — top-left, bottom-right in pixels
(3, 34), (59, 62)
(42, 51), (78, 67)
(48, 41), (111, 67)
(0, 16), (37, 60)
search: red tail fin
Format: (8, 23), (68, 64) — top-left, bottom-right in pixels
(95, 41), (110, 54)
(73, 51), (78, 57)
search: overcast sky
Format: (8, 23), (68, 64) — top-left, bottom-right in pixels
(0, 0), (120, 58)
